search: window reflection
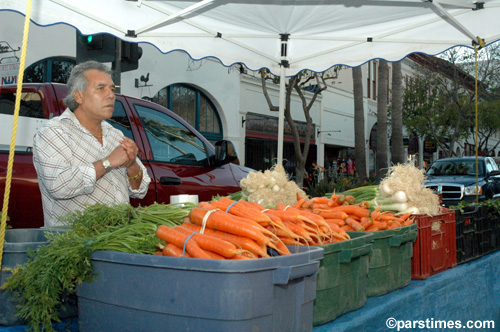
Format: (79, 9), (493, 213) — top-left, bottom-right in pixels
(134, 104), (207, 165)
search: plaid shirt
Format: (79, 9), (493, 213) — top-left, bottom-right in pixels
(33, 109), (151, 226)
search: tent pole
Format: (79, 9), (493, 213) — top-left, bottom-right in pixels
(277, 34), (289, 167)
(277, 64), (286, 167)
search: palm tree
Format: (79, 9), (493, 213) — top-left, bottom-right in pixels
(352, 66), (367, 181)
(376, 60), (389, 180)
(391, 61), (405, 164)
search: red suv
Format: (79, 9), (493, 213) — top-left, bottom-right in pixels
(0, 83), (252, 228)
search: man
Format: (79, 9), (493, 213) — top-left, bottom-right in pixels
(33, 61), (151, 226)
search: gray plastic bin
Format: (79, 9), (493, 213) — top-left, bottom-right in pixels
(0, 228), (77, 326)
(77, 246), (323, 332)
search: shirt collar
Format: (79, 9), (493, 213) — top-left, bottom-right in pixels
(60, 108), (111, 136)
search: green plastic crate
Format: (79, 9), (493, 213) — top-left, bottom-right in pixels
(349, 223), (418, 297)
(313, 232), (373, 326)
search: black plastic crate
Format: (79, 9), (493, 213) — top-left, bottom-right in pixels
(495, 216), (500, 251)
(475, 205), (496, 255)
(454, 205), (487, 264)
(484, 205), (500, 252)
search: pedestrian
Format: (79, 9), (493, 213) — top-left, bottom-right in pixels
(33, 61), (151, 226)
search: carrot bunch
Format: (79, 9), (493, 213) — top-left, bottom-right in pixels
(294, 193), (415, 232)
(212, 197), (350, 246)
(155, 196), (356, 260)
(155, 199), (292, 260)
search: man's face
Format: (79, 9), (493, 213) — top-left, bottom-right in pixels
(75, 69), (116, 121)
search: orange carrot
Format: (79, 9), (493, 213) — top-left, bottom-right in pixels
(302, 198), (314, 209)
(388, 220), (402, 229)
(278, 236), (302, 246)
(341, 224), (353, 231)
(283, 220), (314, 243)
(326, 221), (343, 233)
(370, 206), (382, 220)
(402, 218), (415, 226)
(348, 214), (361, 221)
(189, 207), (271, 247)
(372, 220), (388, 230)
(396, 212), (412, 222)
(198, 201), (218, 210)
(331, 194), (345, 206)
(346, 217), (365, 231)
(323, 218), (346, 226)
(344, 195), (356, 205)
(271, 238), (292, 255)
(319, 211), (348, 220)
(181, 223), (269, 257)
(330, 231), (350, 241)
(366, 225), (379, 232)
(329, 205), (370, 218)
(379, 212), (397, 222)
(312, 203), (333, 210)
(212, 198), (272, 225)
(293, 197), (306, 209)
(244, 200), (267, 211)
(156, 225), (212, 259)
(286, 206), (329, 228)
(327, 196), (342, 207)
(174, 225), (243, 258)
(297, 192), (306, 201)
(358, 201), (370, 209)
(162, 243), (190, 257)
(360, 217), (373, 230)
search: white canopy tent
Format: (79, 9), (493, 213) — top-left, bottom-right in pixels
(2, 0), (500, 164)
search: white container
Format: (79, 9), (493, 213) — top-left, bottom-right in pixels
(170, 194), (199, 204)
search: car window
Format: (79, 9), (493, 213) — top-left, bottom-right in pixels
(0, 91), (44, 118)
(427, 160), (484, 176)
(106, 101), (134, 140)
(134, 104), (208, 165)
(485, 158), (498, 173)
(0, 91), (46, 152)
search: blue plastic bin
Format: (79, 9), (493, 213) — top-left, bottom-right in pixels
(0, 228), (77, 326)
(77, 246), (323, 332)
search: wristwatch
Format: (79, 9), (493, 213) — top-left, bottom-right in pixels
(101, 158), (112, 173)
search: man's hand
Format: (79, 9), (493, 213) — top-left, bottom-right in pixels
(119, 137), (139, 168)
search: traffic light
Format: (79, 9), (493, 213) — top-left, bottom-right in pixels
(76, 32), (142, 72)
(120, 41), (142, 72)
(76, 32), (116, 63)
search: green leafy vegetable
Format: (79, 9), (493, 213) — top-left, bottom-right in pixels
(1, 202), (194, 332)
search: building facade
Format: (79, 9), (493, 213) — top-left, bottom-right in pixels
(2, 10), (498, 179)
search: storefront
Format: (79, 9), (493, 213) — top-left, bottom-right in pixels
(243, 112), (317, 178)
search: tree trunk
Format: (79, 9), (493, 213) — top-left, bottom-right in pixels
(286, 75), (308, 188)
(376, 60), (389, 181)
(259, 69), (339, 189)
(352, 66), (367, 182)
(391, 61), (405, 164)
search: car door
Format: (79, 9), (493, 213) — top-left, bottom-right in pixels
(485, 158), (500, 198)
(0, 84), (65, 228)
(121, 97), (241, 204)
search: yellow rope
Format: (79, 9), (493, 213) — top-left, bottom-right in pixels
(0, 0), (32, 270)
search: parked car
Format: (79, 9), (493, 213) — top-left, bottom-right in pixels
(0, 83), (253, 228)
(424, 156), (500, 206)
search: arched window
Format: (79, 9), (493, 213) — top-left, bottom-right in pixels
(152, 84), (222, 142)
(25, 57), (76, 83)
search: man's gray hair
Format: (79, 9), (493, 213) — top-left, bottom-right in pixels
(63, 61), (113, 111)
